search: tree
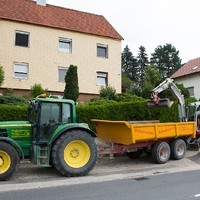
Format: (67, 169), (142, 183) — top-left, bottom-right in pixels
(150, 43), (182, 79)
(99, 85), (117, 100)
(64, 65), (79, 102)
(121, 73), (134, 93)
(0, 65), (5, 87)
(140, 65), (162, 99)
(137, 46), (149, 81)
(30, 83), (47, 97)
(121, 45), (138, 81)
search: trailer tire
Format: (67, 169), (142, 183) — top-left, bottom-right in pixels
(170, 139), (186, 160)
(152, 141), (170, 164)
(127, 149), (143, 159)
(51, 130), (97, 177)
(0, 141), (19, 181)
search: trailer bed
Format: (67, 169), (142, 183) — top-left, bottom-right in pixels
(92, 119), (196, 145)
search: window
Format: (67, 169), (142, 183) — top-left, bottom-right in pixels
(62, 103), (72, 123)
(40, 103), (60, 125)
(59, 37), (72, 53)
(15, 31), (29, 47)
(187, 86), (194, 97)
(14, 62), (29, 78)
(58, 67), (68, 82)
(97, 44), (108, 58)
(96, 72), (108, 86)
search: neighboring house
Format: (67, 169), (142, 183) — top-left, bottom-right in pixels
(171, 57), (200, 100)
(0, 0), (123, 101)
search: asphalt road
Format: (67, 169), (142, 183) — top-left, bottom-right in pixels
(0, 149), (200, 186)
(1, 170), (200, 200)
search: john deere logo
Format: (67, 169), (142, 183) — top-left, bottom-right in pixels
(11, 129), (30, 138)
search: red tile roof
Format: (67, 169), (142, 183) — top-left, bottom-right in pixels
(0, 0), (123, 40)
(171, 57), (200, 78)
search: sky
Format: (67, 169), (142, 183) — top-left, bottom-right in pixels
(46, 0), (200, 63)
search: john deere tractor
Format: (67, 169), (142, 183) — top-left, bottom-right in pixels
(0, 96), (97, 181)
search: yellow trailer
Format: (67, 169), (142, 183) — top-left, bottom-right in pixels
(92, 119), (196, 164)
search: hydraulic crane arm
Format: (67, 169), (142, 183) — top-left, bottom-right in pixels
(149, 78), (186, 122)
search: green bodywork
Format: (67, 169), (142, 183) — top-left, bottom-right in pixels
(0, 97), (95, 166)
(0, 121), (32, 157)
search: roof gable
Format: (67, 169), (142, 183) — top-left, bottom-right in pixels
(0, 0), (123, 40)
(171, 57), (200, 78)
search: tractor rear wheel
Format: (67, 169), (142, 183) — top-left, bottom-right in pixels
(0, 141), (19, 181)
(51, 130), (97, 177)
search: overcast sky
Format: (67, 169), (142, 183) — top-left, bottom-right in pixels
(46, 0), (200, 63)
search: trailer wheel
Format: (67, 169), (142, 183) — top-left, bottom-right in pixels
(51, 130), (97, 177)
(170, 139), (186, 160)
(0, 141), (19, 181)
(152, 141), (170, 164)
(127, 149), (143, 159)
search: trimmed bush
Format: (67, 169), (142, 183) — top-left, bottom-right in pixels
(0, 97), (196, 132)
(0, 105), (27, 121)
(0, 94), (27, 105)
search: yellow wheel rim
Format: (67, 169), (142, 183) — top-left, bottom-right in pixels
(0, 150), (11, 174)
(64, 140), (91, 168)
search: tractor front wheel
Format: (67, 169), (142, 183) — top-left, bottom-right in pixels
(0, 141), (19, 181)
(51, 130), (97, 177)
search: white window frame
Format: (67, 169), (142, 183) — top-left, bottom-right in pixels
(59, 37), (72, 53)
(13, 62), (29, 79)
(15, 31), (30, 47)
(58, 67), (68, 82)
(97, 44), (108, 58)
(96, 72), (108, 86)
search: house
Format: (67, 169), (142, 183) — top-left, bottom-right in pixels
(0, 0), (123, 101)
(171, 57), (200, 100)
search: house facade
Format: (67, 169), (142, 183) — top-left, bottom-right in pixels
(0, 0), (123, 101)
(171, 57), (200, 100)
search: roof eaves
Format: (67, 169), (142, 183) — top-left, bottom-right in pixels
(1, 17), (123, 40)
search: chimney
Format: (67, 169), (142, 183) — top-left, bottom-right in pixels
(36, 0), (46, 6)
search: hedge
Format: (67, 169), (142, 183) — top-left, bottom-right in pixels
(77, 98), (196, 130)
(0, 105), (27, 121)
(0, 98), (196, 131)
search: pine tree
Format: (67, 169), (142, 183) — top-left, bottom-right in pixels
(150, 43), (182, 79)
(63, 65), (79, 102)
(121, 45), (138, 81)
(137, 46), (149, 81)
(0, 65), (5, 87)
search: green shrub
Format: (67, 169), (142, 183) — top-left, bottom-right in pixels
(0, 105), (27, 121)
(77, 97), (196, 131)
(0, 65), (5, 87)
(99, 85), (117, 100)
(64, 65), (79, 102)
(0, 94), (27, 105)
(87, 98), (116, 106)
(115, 93), (145, 102)
(30, 83), (47, 98)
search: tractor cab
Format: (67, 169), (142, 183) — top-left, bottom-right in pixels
(28, 97), (76, 144)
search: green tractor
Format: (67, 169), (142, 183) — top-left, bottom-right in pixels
(0, 96), (97, 181)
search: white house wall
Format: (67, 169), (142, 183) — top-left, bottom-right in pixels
(0, 20), (122, 94)
(173, 74), (200, 100)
